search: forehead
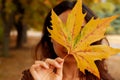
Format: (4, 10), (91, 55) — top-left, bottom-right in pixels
(59, 10), (71, 23)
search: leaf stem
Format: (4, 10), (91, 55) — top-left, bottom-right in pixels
(63, 54), (69, 59)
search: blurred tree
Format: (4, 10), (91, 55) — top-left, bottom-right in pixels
(91, 1), (120, 34)
(0, 0), (62, 56)
(83, 0), (94, 6)
(83, 0), (105, 6)
(91, 2), (115, 17)
(106, 0), (120, 34)
(107, 0), (120, 4)
(1, 0), (14, 56)
(111, 5), (120, 34)
(12, 0), (26, 48)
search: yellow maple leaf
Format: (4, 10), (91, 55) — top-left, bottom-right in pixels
(47, 0), (120, 78)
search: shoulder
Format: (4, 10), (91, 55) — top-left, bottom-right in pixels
(21, 69), (34, 80)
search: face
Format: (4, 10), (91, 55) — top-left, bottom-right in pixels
(51, 10), (86, 60)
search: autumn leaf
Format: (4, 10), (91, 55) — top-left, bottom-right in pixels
(47, 0), (120, 78)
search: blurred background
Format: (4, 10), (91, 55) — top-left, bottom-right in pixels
(0, 0), (120, 80)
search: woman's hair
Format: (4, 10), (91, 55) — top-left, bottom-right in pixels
(34, 1), (113, 80)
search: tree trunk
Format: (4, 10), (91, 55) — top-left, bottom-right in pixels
(1, 0), (13, 56)
(14, 17), (28, 48)
(22, 25), (27, 43)
(2, 21), (11, 57)
(15, 21), (23, 48)
(1, 13), (14, 56)
(0, 0), (9, 57)
(15, 21), (28, 48)
(13, 0), (27, 48)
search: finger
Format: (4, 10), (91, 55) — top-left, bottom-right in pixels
(45, 59), (61, 68)
(35, 61), (49, 69)
(30, 64), (40, 80)
(55, 57), (64, 63)
(55, 57), (64, 76)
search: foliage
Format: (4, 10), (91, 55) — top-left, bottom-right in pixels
(21, 0), (62, 30)
(91, 1), (120, 34)
(48, 0), (120, 78)
(91, 2), (115, 18)
(83, 0), (95, 6)
(107, 0), (120, 4)
(111, 5), (120, 34)
(0, 0), (62, 31)
(106, 26), (116, 34)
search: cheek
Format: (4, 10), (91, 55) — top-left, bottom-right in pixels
(52, 42), (67, 58)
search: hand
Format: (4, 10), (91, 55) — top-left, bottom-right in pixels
(30, 57), (64, 80)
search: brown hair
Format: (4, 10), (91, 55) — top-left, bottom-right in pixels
(34, 1), (113, 80)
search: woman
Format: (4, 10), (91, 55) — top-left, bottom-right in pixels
(21, 1), (113, 80)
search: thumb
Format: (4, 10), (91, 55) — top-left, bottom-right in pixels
(30, 64), (41, 80)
